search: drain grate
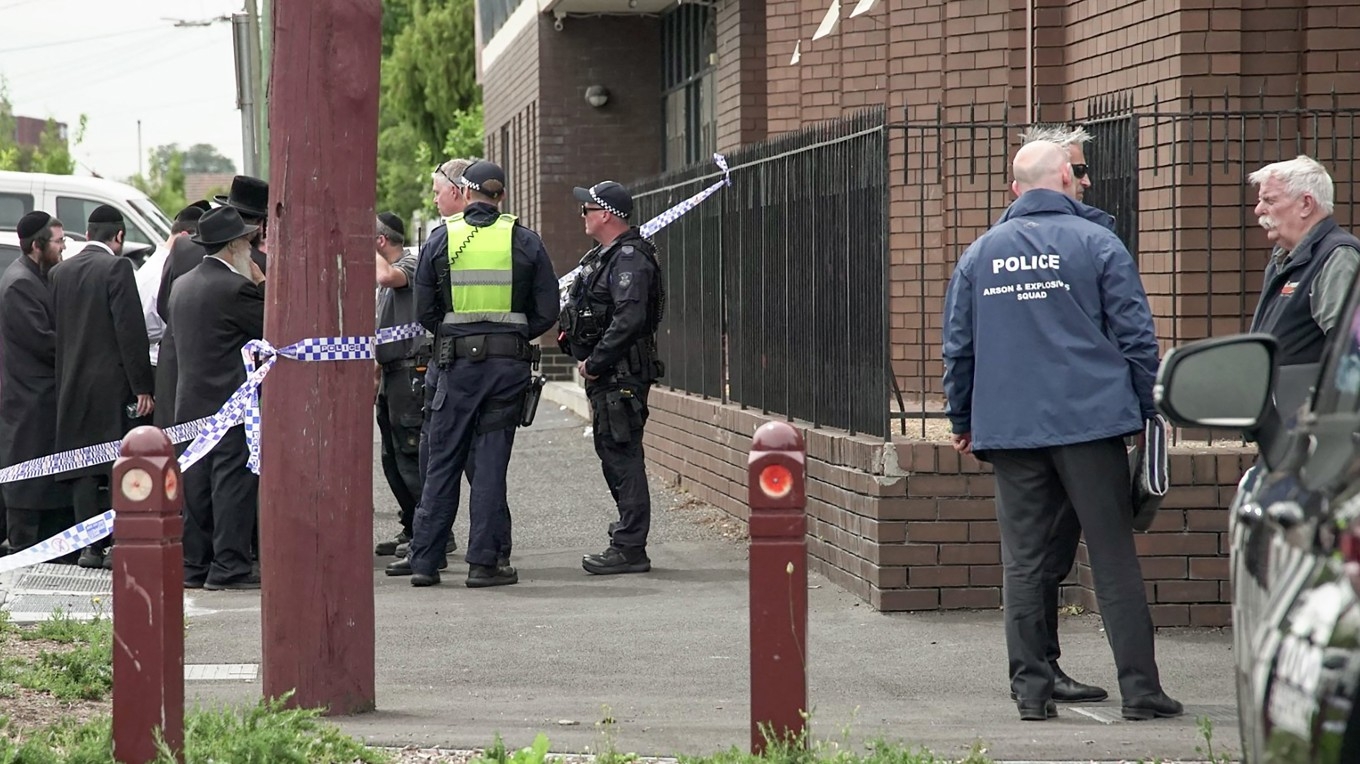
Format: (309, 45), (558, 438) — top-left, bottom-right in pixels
(185, 664), (259, 682)
(1069, 703), (1237, 726)
(13, 571), (113, 594)
(4, 592), (109, 622)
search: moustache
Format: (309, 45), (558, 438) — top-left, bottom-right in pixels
(1257, 216), (1277, 231)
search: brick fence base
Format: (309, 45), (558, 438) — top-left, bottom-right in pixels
(645, 388), (1249, 627)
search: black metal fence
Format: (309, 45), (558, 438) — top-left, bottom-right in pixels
(894, 92), (1360, 438)
(632, 109), (890, 437)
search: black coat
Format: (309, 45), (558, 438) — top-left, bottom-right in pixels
(0, 256), (69, 509)
(167, 257), (265, 422)
(153, 236), (207, 427)
(50, 243), (154, 479)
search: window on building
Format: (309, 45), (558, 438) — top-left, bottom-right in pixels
(661, 2), (717, 171)
(479, 0), (526, 45)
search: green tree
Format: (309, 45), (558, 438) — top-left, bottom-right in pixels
(0, 82), (86, 174)
(182, 142), (236, 174)
(376, 0), (483, 219)
(127, 144), (187, 217)
(386, 0), (479, 154)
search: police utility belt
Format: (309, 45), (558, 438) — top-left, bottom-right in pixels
(435, 330), (546, 428)
(435, 332), (536, 366)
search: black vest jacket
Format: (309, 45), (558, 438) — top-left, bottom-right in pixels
(1249, 218), (1360, 366)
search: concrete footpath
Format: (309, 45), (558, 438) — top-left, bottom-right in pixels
(33, 384), (1238, 762)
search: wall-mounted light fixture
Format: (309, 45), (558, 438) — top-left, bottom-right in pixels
(585, 85), (610, 108)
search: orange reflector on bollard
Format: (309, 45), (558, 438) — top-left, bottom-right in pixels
(759, 464), (794, 499)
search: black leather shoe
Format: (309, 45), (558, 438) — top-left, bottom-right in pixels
(1054, 671), (1108, 702)
(384, 555), (447, 576)
(184, 578), (205, 590)
(1016, 699), (1057, 721)
(467, 563), (518, 588)
(204, 573), (261, 591)
(411, 571), (440, 587)
(395, 536), (456, 558)
(1122, 691), (1184, 721)
(77, 547), (103, 569)
(582, 547), (651, 575)
(1009, 667), (1109, 703)
(375, 531), (409, 556)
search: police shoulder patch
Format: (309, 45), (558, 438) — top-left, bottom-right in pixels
(618, 271), (633, 287)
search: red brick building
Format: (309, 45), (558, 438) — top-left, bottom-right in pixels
(476, 0), (1360, 625)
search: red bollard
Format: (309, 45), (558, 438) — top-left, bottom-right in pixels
(112, 426), (185, 764)
(747, 420), (808, 754)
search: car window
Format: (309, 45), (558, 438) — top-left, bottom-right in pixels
(0, 243), (21, 272)
(56, 196), (155, 246)
(1312, 279), (1360, 413)
(0, 193), (34, 229)
(130, 198), (172, 240)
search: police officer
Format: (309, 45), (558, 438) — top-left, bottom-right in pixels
(942, 141), (1179, 722)
(373, 212), (436, 556)
(560, 181), (663, 575)
(389, 159), (557, 588)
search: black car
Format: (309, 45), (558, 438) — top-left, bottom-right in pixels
(1156, 299), (1360, 762)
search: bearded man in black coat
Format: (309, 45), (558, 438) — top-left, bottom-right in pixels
(0, 212), (74, 556)
(50, 204), (155, 569)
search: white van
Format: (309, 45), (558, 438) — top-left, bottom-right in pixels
(0, 171), (174, 249)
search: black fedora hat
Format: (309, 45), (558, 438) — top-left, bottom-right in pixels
(191, 207), (259, 249)
(212, 175), (269, 219)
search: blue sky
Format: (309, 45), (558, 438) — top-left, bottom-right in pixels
(0, 0), (247, 180)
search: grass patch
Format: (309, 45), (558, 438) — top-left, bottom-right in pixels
(0, 696), (392, 763)
(0, 610), (112, 703)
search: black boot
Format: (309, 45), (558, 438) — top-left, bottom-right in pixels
(375, 531), (409, 557)
(77, 546), (103, 569)
(384, 554), (447, 576)
(582, 547), (650, 575)
(466, 563), (518, 588)
(1122, 691), (1184, 721)
(1016, 699), (1057, 721)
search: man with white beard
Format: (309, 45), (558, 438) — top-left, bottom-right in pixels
(167, 206), (267, 591)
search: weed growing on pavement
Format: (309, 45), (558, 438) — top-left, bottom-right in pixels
(0, 696), (392, 763)
(0, 609), (113, 702)
(1194, 716), (1236, 764)
(471, 733), (555, 764)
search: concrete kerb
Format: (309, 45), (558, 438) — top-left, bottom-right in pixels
(542, 379), (592, 422)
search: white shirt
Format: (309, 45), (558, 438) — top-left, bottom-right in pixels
(136, 243), (172, 360)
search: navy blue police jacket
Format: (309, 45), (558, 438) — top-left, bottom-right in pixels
(413, 202), (559, 341)
(941, 188), (1160, 451)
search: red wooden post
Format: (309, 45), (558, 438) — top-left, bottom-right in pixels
(112, 426), (184, 764)
(747, 421), (808, 754)
(258, 0), (380, 714)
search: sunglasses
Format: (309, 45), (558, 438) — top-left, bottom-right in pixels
(1070, 163), (1089, 179)
(581, 205), (606, 216)
(435, 165), (462, 187)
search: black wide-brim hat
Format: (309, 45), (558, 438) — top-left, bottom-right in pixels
(212, 175), (269, 219)
(191, 207), (259, 247)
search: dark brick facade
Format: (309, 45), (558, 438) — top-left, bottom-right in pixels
(478, 0), (1360, 615)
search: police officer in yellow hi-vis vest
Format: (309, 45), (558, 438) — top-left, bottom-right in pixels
(398, 159), (558, 588)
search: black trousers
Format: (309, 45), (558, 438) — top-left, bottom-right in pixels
(1043, 499), (1082, 666)
(409, 358), (527, 572)
(989, 437), (1161, 703)
(71, 476), (112, 553)
(377, 365), (424, 535)
(182, 426), (258, 584)
(6, 507), (77, 561)
(586, 377), (652, 551)
(414, 364), (505, 555)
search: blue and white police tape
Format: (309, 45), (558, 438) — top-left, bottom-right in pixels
(240, 324), (427, 473)
(557, 152), (731, 309)
(0, 322), (430, 574)
(0, 510), (114, 574)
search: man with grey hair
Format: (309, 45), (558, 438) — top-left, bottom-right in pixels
(1019, 125), (1092, 202)
(943, 141), (1179, 722)
(1247, 155), (1360, 397)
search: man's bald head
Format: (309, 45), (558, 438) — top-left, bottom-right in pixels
(1012, 140), (1072, 195)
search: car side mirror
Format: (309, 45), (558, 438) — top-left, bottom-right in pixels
(1155, 333), (1279, 429)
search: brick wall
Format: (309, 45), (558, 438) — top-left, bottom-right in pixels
(646, 387), (1248, 626)
(715, 0), (768, 152)
(535, 15), (665, 277)
(482, 17), (541, 230)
